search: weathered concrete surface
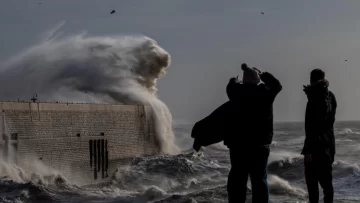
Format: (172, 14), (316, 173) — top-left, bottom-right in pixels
(0, 102), (158, 185)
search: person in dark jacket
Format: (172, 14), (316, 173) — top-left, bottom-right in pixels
(225, 63), (282, 203)
(302, 69), (337, 203)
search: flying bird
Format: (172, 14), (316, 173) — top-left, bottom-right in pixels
(110, 10), (115, 14)
(261, 12), (264, 15)
(345, 60), (348, 62)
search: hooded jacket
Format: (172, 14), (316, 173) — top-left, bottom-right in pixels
(224, 72), (282, 148)
(301, 80), (337, 163)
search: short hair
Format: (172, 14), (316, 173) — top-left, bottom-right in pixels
(310, 69), (325, 83)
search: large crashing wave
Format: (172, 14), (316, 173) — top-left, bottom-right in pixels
(0, 30), (179, 154)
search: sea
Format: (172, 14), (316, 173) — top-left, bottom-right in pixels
(1, 121), (359, 203)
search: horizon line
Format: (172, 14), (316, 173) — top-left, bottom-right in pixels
(275, 120), (360, 123)
(174, 120), (360, 125)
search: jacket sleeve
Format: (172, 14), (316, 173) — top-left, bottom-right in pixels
(302, 93), (333, 155)
(329, 92), (337, 155)
(259, 72), (283, 103)
(329, 92), (337, 125)
(302, 101), (315, 154)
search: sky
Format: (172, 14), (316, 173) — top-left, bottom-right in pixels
(1, 0), (360, 122)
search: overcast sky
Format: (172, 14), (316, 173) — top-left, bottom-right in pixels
(1, 0), (360, 122)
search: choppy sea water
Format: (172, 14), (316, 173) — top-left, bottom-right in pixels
(1, 122), (360, 203)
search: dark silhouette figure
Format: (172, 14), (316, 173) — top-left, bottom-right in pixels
(225, 63), (282, 203)
(110, 10), (115, 14)
(261, 12), (265, 15)
(302, 69), (337, 203)
(31, 93), (38, 102)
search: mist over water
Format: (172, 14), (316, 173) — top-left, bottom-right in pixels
(0, 25), (179, 154)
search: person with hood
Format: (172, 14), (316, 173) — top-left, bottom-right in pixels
(225, 63), (282, 203)
(302, 69), (337, 203)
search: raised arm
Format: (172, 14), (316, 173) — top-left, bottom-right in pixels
(259, 72), (282, 102)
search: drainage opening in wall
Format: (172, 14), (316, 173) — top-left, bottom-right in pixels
(89, 139), (108, 180)
(10, 133), (18, 140)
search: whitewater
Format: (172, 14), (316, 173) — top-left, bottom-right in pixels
(1, 30), (360, 202)
(1, 122), (360, 202)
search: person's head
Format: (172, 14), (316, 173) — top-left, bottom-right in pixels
(241, 63), (260, 85)
(310, 69), (325, 85)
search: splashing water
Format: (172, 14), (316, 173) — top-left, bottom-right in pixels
(0, 27), (179, 154)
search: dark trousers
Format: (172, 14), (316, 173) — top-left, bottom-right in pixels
(227, 147), (270, 203)
(305, 158), (334, 203)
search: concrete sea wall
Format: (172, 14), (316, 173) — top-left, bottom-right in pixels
(0, 102), (159, 185)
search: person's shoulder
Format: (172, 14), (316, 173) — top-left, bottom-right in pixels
(329, 90), (336, 98)
(228, 77), (238, 84)
(328, 90), (337, 104)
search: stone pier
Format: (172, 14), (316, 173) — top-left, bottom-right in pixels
(0, 102), (159, 185)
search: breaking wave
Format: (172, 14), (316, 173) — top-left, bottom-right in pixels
(112, 152), (228, 193)
(267, 175), (306, 196)
(268, 155), (360, 181)
(0, 25), (179, 154)
(0, 157), (64, 185)
(337, 128), (360, 135)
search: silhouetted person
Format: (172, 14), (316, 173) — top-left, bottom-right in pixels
(225, 63), (282, 203)
(302, 69), (337, 203)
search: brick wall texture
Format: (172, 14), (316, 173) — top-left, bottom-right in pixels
(0, 102), (159, 185)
